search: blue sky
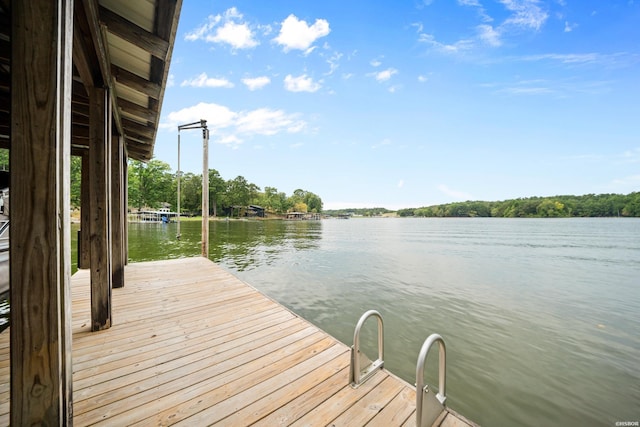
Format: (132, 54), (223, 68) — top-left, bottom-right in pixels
(153, 0), (640, 210)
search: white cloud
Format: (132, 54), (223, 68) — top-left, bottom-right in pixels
(218, 134), (243, 147)
(372, 68), (398, 82)
(181, 73), (234, 88)
(501, 86), (555, 95)
(564, 21), (577, 32)
(458, 0), (493, 22)
(212, 21), (258, 49)
(419, 33), (474, 53)
(325, 51), (343, 75)
(167, 74), (175, 88)
(162, 102), (237, 130)
(438, 184), (473, 200)
(370, 58), (382, 67)
(235, 108), (306, 135)
(499, 0), (548, 31)
(398, 180), (405, 188)
(284, 74), (322, 92)
(418, 75), (429, 83)
(185, 7), (258, 50)
(160, 102), (306, 146)
(274, 14), (330, 52)
(242, 76), (271, 90)
(477, 24), (502, 46)
(416, 1), (547, 55)
(519, 53), (600, 64)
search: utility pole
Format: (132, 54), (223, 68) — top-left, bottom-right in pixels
(177, 120), (209, 257)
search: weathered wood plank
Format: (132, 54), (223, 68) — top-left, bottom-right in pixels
(215, 348), (351, 426)
(10, 1), (74, 424)
(175, 343), (348, 426)
(99, 5), (169, 59)
(79, 151), (91, 269)
(288, 370), (390, 426)
(89, 86), (112, 330)
(111, 134), (125, 288)
(75, 329), (325, 424)
(369, 386), (416, 426)
(329, 376), (406, 426)
(0, 257), (478, 427)
(72, 316), (310, 395)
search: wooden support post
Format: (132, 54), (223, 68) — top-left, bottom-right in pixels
(111, 135), (125, 288)
(10, 1), (74, 424)
(79, 150), (91, 268)
(89, 86), (112, 330)
(202, 127), (209, 257)
(123, 152), (129, 264)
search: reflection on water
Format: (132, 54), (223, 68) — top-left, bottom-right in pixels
(72, 219), (322, 274)
(68, 218), (640, 426)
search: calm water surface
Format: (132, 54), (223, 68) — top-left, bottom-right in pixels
(72, 218), (640, 426)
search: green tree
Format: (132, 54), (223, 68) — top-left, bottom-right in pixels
(0, 148), (8, 171)
(180, 172), (201, 215)
(289, 188), (323, 213)
(226, 176), (259, 216)
(70, 156), (82, 208)
(208, 169), (226, 216)
(293, 201), (308, 213)
(128, 159), (173, 210)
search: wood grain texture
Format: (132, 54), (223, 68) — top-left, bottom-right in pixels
(0, 257), (478, 426)
(88, 86), (112, 330)
(9, 1), (74, 424)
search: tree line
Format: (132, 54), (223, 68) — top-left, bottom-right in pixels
(397, 193), (640, 218)
(70, 158), (323, 216)
(323, 207), (393, 217)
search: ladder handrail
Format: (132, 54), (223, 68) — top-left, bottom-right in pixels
(349, 309), (384, 387)
(416, 333), (447, 427)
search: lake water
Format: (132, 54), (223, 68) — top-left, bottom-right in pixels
(71, 218), (640, 426)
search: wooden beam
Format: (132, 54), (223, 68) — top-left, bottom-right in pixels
(10, 1), (74, 424)
(80, 0), (124, 139)
(111, 134), (125, 288)
(124, 143), (152, 160)
(80, 0), (109, 89)
(146, 0), (181, 146)
(72, 11), (95, 88)
(118, 97), (157, 123)
(122, 117), (154, 139)
(79, 151), (91, 269)
(123, 154), (129, 263)
(99, 5), (169, 60)
(89, 86), (112, 331)
(111, 64), (161, 99)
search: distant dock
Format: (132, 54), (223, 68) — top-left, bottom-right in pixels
(0, 258), (477, 426)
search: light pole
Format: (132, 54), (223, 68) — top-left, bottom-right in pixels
(177, 120), (209, 257)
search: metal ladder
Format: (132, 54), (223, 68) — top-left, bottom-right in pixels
(416, 333), (447, 427)
(349, 310), (448, 427)
(349, 309), (384, 387)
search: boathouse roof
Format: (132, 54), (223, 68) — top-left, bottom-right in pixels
(0, 0), (180, 161)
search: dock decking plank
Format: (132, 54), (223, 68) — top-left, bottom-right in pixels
(328, 376), (406, 426)
(0, 257), (477, 426)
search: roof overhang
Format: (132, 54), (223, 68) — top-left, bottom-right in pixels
(0, 0), (182, 161)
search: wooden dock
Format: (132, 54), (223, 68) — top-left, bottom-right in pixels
(0, 257), (476, 426)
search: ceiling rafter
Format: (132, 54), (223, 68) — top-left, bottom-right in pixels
(0, 0), (182, 162)
(99, 5), (169, 60)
